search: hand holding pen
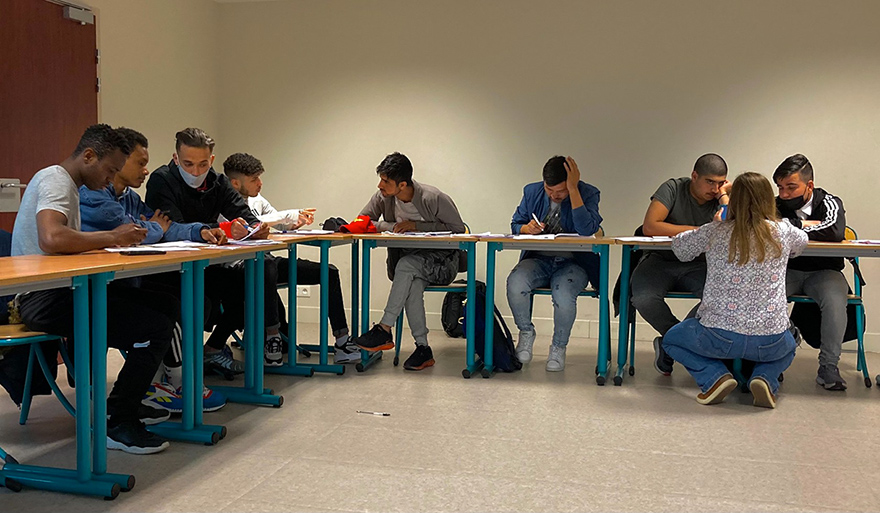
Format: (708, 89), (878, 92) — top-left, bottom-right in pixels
(522, 212), (545, 235)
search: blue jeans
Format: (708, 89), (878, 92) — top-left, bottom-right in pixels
(506, 256), (590, 348)
(663, 318), (797, 395)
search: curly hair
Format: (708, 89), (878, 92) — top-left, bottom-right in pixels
(72, 124), (133, 158)
(223, 152), (264, 178)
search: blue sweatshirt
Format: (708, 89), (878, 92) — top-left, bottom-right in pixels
(79, 184), (207, 244)
(510, 180), (603, 286)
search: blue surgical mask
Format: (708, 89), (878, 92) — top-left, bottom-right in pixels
(177, 163), (208, 189)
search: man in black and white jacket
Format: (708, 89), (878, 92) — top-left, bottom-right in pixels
(774, 154), (849, 391)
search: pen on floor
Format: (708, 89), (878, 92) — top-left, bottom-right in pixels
(356, 410), (390, 417)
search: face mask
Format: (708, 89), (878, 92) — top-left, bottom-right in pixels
(779, 194), (807, 211)
(177, 163), (208, 189)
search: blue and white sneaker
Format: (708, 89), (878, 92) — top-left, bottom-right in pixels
(143, 382), (184, 413)
(182, 385), (227, 413)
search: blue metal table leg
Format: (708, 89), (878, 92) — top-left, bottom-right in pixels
(148, 260), (225, 444)
(477, 242), (499, 378)
(214, 253), (283, 407)
(595, 246), (611, 386)
(356, 240), (382, 372)
(351, 239), (359, 338)
(614, 246), (632, 385)
(267, 242), (313, 377)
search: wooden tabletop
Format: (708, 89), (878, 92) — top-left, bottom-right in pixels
(479, 236), (616, 245)
(352, 233), (480, 242)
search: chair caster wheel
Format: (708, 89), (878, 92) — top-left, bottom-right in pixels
(629, 367), (635, 376)
(866, 377), (873, 388)
(462, 369), (471, 379)
(393, 356), (399, 366)
(613, 376), (622, 386)
(356, 363), (364, 372)
(596, 376), (606, 386)
(481, 369), (492, 378)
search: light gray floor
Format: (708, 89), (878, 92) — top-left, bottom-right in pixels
(1, 325), (879, 512)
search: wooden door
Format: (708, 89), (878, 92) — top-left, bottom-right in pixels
(0, 0), (98, 232)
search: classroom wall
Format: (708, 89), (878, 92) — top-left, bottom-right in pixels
(214, 0), (880, 352)
(87, 0), (221, 167)
(87, 0), (880, 352)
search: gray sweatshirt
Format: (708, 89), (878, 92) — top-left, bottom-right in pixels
(358, 180), (468, 279)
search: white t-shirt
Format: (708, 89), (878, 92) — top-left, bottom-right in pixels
(12, 165), (81, 256)
(394, 197), (424, 223)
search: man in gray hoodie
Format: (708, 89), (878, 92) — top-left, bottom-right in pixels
(352, 152), (467, 370)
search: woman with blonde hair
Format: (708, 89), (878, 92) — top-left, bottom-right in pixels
(662, 172), (808, 408)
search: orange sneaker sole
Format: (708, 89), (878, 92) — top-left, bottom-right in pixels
(356, 342), (394, 352)
(404, 358), (435, 371)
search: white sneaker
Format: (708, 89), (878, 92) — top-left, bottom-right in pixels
(515, 329), (536, 364)
(334, 337), (362, 364)
(546, 344), (566, 372)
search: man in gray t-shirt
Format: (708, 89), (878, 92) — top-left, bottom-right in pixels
(630, 153), (729, 376)
(12, 165), (82, 256)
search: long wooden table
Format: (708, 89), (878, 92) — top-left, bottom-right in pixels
(353, 233), (482, 376)
(480, 236), (616, 382)
(614, 238), (880, 386)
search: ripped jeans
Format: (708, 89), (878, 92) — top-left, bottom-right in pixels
(506, 256), (590, 348)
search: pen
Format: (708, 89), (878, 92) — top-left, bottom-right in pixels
(356, 410), (390, 417)
(531, 213), (544, 226)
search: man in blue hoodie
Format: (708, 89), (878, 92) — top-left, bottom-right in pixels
(506, 156), (602, 371)
(79, 128), (227, 413)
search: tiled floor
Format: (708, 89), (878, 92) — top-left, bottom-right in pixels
(2, 326), (879, 512)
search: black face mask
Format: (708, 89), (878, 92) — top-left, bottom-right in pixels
(779, 194), (808, 211)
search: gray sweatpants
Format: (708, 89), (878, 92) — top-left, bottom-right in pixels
(380, 250), (459, 347)
(630, 253), (706, 336)
(786, 268), (849, 366)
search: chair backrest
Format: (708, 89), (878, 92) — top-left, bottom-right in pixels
(844, 225), (863, 295)
(0, 229), (11, 258)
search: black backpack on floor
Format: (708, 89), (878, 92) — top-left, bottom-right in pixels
(441, 280), (467, 338)
(459, 281), (521, 372)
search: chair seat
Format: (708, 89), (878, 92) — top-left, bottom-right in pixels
(666, 291), (698, 299)
(0, 324), (53, 341)
(788, 294), (861, 302)
(532, 287), (598, 297)
(425, 285), (468, 292)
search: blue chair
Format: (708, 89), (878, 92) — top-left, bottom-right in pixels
(787, 226), (870, 388)
(0, 229), (73, 424)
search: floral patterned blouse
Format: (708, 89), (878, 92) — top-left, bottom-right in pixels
(672, 220), (808, 335)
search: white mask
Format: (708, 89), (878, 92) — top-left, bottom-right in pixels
(177, 163), (208, 189)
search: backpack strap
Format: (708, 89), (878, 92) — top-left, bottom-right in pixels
(493, 305), (513, 342)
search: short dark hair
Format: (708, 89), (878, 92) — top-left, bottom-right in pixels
(72, 124), (132, 159)
(772, 154), (813, 183)
(175, 127), (215, 153)
(693, 153), (728, 177)
(223, 152), (264, 178)
(376, 152), (413, 185)
(116, 127), (148, 150)
(542, 156), (567, 186)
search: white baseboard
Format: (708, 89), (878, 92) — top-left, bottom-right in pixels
(294, 305), (880, 354)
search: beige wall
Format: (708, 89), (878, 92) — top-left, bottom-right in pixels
(89, 0), (880, 351)
(88, 0), (220, 167)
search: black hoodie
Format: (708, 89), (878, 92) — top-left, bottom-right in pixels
(776, 187), (846, 272)
(145, 160), (257, 228)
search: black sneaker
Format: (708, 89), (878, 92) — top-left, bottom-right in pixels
(653, 336), (674, 376)
(264, 336), (283, 367)
(138, 402), (171, 425)
(403, 345), (435, 371)
(108, 402), (171, 426)
(353, 325), (394, 352)
(816, 364), (847, 391)
(107, 421), (170, 455)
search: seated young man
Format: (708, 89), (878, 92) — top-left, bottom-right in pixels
(351, 152), (467, 370)
(630, 153), (729, 376)
(145, 128), (285, 370)
(79, 127), (227, 412)
(12, 124), (172, 454)
(506, 156), (602, 371)
(222, 152), (360, 363)
(774, 154), (849, 391)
